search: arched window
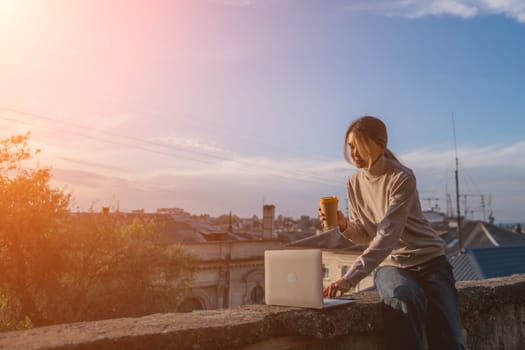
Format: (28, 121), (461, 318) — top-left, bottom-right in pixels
(250, 286), (265, 304)
(322, 264), (329, 278)
(177, 298), (204, 313)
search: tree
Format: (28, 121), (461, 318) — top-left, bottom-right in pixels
(53, 213), (195, 323)
(0, 134), (195, 330)
(0, 133), (71, 329)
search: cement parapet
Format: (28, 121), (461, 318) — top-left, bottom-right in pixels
(1, 274), (524, 350)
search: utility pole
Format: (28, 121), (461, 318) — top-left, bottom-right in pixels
(452, 113), (462, 251)
(481, 195), (486, 221)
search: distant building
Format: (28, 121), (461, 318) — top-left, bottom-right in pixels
(299, 215), (311, 231)
(441, 220), (525, 254)
(322, 249), (374, 292)
(177, 239), (285, 311)
(262, 205), (276, 240)
(151, 204), (289, 312)
(156, 208), (186, 215)
(422, 209), (446, 224)
(286, 230), (371, 292)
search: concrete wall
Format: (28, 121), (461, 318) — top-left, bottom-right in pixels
(1, 274), (524, 350)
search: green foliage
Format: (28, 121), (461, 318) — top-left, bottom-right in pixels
(0, 134), (195, 331)
(0, 132), (69, 328)
(0, 292), (32, 331)
(50, 214), (195, 323)
(0, 132), (38, 172)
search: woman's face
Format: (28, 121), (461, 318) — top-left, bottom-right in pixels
(347, 131), (385, 169)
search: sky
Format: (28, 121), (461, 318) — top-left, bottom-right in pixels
(1, 0), (524, 223)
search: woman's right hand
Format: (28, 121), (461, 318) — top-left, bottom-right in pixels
(318, 208), (348, 232)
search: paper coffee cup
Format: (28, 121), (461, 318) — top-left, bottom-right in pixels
(320, 196), (338, 231)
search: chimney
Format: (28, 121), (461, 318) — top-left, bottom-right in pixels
(262, 205), (276, 240)
(228, 210), (233, 233)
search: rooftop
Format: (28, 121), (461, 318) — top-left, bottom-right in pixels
(449, 245), (525, 281)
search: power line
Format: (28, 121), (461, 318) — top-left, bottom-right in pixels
(0, 107), (342, 188)
(0, 113), (212, 165)
(1, 107), (232, 161)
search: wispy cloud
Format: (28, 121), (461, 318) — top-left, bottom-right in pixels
(402, 140), (525, 170)
(211, 0), (260, 7)
(46, 139), (525, 221)
(399, 140), (525, 221)
(343, 0), (525, 23)
(52, 168), (126, 189)
(57, 157), (129, 173)
(484, 0), (525, 22)
(151, 135), (232, 155)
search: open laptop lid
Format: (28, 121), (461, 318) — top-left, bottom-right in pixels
(264, 249), (354, 309)
(265, 249), (323, 308)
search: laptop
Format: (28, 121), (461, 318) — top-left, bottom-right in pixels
(264, 249), (355, 309)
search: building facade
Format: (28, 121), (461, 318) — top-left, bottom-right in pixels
(177, 239), (285, 312)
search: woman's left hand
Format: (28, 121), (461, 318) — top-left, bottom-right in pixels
(336, 210), (348, 232)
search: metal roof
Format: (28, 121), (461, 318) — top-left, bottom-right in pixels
(286, 229), (359, 250)
(471, 245), (525, 278)
(485, 224), (525, 246)
(442, 220), (525, 254)
(448, 245), (525, 281)
(448, 251), (483, 281)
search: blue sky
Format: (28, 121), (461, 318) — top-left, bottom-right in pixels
(1, 0), (524, 222)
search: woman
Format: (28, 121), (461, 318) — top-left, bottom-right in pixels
(320, 116), (464, 350)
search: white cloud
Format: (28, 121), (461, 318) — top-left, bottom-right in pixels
(409, 1), (479, 18)
(343, 0), (525, 23)
(151, 135), (232, 156)
(482, 0), (525, 22)
(210, 0), (258, 7)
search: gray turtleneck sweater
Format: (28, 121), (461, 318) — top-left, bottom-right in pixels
(341, 154), (446, 287)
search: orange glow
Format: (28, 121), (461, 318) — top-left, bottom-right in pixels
(0, 0), (14, 13)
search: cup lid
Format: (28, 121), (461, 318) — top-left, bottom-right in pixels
(320, 196), (338, 204)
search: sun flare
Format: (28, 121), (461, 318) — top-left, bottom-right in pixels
(0, 0), (16, 23)
(0, 0), (12, 12)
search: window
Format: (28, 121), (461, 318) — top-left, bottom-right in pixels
(250, 286), (265, 304)
(341, 265), (349, 277)
(177, 298), (204, 313)
(322, 264), (329, 278)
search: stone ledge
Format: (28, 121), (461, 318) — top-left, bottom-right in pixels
(0, 274), (524, 350)
(457, 274), (525, 312)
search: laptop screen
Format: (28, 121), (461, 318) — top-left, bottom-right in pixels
(264, 249), (325, 308)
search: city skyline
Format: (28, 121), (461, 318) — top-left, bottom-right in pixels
(1, 1), (524, 222)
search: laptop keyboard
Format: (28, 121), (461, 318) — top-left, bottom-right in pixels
(322, 297), (356, 306)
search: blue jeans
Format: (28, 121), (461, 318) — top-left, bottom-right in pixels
(374, 255), (464, 350)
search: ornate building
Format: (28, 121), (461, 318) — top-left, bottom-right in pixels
(177, 239), (285, 312)
(152, 206), (286, 312)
